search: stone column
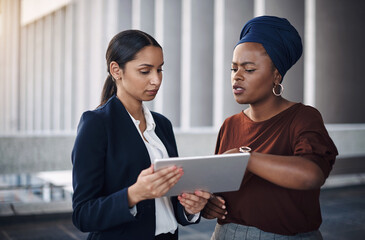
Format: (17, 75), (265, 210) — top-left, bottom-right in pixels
(64, 4), (74, 131)
(0, 0), (20, 133)
(154, 0), (182, 127)
(181, 0), (215, 128)
(219, 0), (254, 125)
(88, 0), (105, 110)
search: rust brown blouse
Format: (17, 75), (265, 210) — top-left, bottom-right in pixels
(215, 103), (338, 235)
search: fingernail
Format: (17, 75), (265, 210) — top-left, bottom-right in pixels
(222, 216), (226, 219)
(222, 205), (226, 209)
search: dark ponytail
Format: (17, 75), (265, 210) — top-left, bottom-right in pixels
(99, 75), (117, 106)
(99, 30), (162, 107)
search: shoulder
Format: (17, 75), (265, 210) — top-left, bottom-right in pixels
(77, 97), (117, 132)
(295, 104), (322, 117)
(76, 110), (106, 137)
(291, 104), (324, 125)
(93, 96), (117, 115)
(81, 96), (119, 121)
(289, 103), (328, 138)
(79, 107), (107, 127)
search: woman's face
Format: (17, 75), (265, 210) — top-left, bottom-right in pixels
(118, 46), (163, 102)
(231, 42), (280, 105)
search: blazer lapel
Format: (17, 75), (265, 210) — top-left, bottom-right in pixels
(111, 96), (151, 169)
(153, 116), (178, 158)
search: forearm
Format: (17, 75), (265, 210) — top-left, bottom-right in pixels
(72, 188), (135, 232)
(247, 152), (325, 190)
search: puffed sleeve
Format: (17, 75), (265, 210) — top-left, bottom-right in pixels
(290, 106), (338, 178)
(71, 111), (135, 232)
(215, 119), (229, 154)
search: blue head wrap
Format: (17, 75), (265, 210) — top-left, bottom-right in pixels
(236, 16), (303, 80)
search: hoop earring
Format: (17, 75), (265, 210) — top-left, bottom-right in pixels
(272, 83), (284, 96)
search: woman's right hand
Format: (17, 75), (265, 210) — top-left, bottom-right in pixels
(202, 194), (227, 220)
(127, 164), (183, 207)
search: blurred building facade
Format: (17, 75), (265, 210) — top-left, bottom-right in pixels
(0, 0), (365, 174)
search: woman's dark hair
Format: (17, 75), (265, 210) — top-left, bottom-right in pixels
(99, 30), (162, 107)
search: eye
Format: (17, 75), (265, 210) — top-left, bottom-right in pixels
(245, 69), (256, 73)
(157, 68), (163, 73)
(230, 68), (238, 73)
(140, 70), (150, 75)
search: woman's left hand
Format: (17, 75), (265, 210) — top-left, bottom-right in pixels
(178, 190), (211, 215)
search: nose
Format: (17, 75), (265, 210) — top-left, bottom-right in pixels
(150, 70), (162, 86)
(232, 69), (243, 82)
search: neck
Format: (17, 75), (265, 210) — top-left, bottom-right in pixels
(116, 90), (144, 121)
(246, 97), (292, 122)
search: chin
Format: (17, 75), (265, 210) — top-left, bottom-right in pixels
(144, 96), (156, 102)
(234, 97), (248, 105)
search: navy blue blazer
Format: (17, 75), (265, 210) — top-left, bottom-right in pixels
(72, 96), (197, 240)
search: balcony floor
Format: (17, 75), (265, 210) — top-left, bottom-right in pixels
(1, 184), (365, 240)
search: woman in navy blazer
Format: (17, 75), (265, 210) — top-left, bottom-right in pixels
(72, 30), (210, 240)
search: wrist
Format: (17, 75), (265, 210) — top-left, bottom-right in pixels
(246, 151), (259, 172)
(184, 208), (191, 215)
(127, 184), (140, 207)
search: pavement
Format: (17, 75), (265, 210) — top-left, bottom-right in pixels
(1, 184), (365, 240)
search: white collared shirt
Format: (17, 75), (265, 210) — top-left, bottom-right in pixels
(127, 104), (198, 235)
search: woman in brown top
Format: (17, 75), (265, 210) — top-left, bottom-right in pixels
(202, 16), (338, 240)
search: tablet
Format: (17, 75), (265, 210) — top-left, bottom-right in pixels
(154, 153), (249, 196)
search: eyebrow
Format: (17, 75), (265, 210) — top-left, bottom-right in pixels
(231, 61), (256, 66)
(138, 62), (165, 67)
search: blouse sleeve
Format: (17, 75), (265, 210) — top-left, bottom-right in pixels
(215, 120), (228, 154)
(290, 106), (338, 178)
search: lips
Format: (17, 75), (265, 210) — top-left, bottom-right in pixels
(233, 84), (245, 94)
(146, 89), (159, 95)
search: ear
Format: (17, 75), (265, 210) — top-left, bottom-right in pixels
(110, 61), (122, 81)
(273, 68), (282, 85)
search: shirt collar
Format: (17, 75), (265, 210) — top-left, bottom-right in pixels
(127, 103), (156, 131)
